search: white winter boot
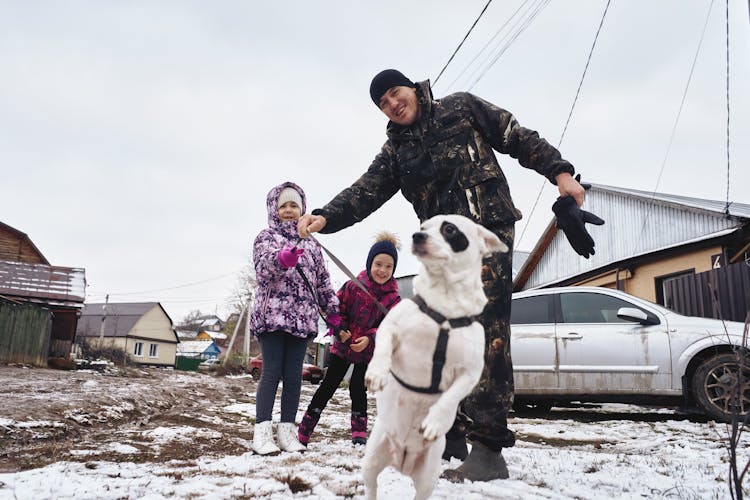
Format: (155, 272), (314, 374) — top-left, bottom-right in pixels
(278, 422), (306, 452)
(253, 420), (280, 455)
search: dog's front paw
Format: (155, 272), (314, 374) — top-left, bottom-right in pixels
(420, 406), (453, 441)
(365, 367), (389, 392)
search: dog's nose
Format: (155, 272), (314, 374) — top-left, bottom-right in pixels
(412, 232), (427, 244)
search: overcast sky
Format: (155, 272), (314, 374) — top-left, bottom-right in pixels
(2, 0), (748, 324)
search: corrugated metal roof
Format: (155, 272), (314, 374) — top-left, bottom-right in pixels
(591, 184), (750, 219)
(0, 260), (85, 306)
(176, 340), (218, 356)
(517, 184), (749, 290)
(77, 302), (169, 338)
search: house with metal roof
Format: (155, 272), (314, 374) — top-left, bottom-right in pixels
(76, 302), (179, 367)
(514, 184), (750, 314)
(176, 340), (221, 360)
(0, 221), (86, 367)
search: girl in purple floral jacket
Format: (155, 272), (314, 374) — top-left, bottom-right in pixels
(250, 182), (340, 456)
(297, 233), (401, 447)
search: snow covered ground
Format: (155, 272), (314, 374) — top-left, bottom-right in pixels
(0, 366), (746, 499)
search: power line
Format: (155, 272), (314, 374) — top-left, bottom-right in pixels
(442, 0), (535, 93)
(724, 0), (731, 214)
(629, 0), (716, 255)
(557, 0), (612, 148)
(516, 0), (611, 248)
(89, 270), (241, 297)
(433, 0), (494, 86)
(467, 0), (551, 92)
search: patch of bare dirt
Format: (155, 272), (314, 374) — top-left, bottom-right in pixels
(0, 365), (256, 472)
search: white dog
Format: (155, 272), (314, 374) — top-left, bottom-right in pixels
(362, 214), (508, 500)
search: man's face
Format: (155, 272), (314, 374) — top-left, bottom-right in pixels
(378, 85), (420, 126)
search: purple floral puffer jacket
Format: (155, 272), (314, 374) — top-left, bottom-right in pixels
(329, 270), (400, 364)
(249, 181), (339, 339)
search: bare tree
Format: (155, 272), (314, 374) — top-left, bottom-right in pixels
(177, 309), (205, 330)
(224, 264), (256, 334)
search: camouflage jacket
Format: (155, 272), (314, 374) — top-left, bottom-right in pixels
(313, 80), (575, 231)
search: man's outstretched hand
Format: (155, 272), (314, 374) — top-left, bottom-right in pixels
(552, 195), (604, 259)
(297, 214), (327, 238)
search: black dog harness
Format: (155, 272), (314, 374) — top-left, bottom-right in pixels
(390, 294), (479, 394)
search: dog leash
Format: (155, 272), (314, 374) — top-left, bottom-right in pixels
(305, 233), (391, 316)
(390, 294), (478, 394)
(293, 263), (343, 337)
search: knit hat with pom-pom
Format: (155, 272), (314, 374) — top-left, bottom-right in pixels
(366, 231), (400, 278)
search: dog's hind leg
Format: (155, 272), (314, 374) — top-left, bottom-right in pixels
(409, 436), (444, 500)
(362, 427), (390, 500)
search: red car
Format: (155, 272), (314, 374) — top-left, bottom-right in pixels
(248, 356), (324, 384)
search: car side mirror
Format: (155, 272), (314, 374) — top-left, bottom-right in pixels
(617, 307), (658, 325)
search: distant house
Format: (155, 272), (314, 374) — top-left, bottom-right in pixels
(196, 330), (228, 345)
(197, 315), (224, 332)
(76, 302), (179, 367)
(176, 340), (221, 360)
(514, 184), (750, 319)
(0, 221), (86, 367)
(176, 328), (198, 341)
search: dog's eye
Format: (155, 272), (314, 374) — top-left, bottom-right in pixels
(442, 223), (457, 237)
(440, 221), (469, 252)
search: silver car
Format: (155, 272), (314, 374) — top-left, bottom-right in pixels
(510, 286), (749, 422)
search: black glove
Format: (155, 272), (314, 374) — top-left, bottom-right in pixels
(552, 195), (605, 259)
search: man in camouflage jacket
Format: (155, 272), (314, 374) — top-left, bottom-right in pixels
(298, 69), (585, 482)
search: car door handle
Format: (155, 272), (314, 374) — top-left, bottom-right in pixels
(559, 333), (583, 340)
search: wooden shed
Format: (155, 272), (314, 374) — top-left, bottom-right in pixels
(0, 221), (86, 367)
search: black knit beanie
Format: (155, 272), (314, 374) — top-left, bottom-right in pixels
(366, 240), (398, 278)
(369, 69), (414, 106)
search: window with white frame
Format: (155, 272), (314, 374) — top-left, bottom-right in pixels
(133, 342), (143, 356)
(149, 344), (158, 357)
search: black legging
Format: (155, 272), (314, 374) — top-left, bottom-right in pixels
(308, 352), (368, 415)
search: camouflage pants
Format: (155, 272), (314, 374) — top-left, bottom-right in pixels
(450, 223), (516, 452)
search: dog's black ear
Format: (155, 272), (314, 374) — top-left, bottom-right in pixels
(477, 224), (508, 256)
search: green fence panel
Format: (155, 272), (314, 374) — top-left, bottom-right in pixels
(0, 300), (52, 366)
(175, 356), (202, 371)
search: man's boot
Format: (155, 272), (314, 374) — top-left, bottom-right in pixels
(441, 441), (509, 482)
(297, 407), (322, 447)
(351, 411), (368, 445)
(442, 426), (468, 461)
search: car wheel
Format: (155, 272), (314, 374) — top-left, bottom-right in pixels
(250, 368), (260, 380)
(692, 353), (750, 422)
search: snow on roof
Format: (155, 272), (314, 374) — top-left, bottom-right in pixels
(0, 260), (86, 306)
(176, 340), (217, 355)
(200, 330), (227, 340)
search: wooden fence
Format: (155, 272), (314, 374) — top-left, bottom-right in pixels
(664, 262), (750, 323)
(0, 299), (53, 366)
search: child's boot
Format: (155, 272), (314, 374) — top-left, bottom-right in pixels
(253, 420), (280, 455)
(297, 407), (322, 447)
(278, 422), (306, 452)
(351, 411), (368, 445)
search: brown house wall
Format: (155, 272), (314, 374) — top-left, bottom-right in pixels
(0, 227), (47, 264)
(572, 245), (722, 303)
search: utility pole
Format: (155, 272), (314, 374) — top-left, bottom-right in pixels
(98, 294), (109, 342)
(244, 303), (251, 359)
(223, 302), (248, 366)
